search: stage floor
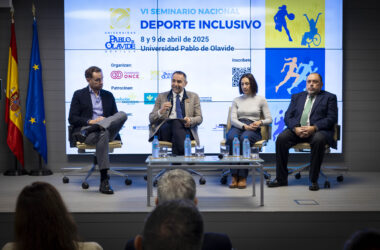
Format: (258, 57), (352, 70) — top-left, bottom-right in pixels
(1, 170), (379, 213)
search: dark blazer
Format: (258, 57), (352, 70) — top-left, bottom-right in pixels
(285, 90), (338, 148)
(68, 86), (118, 132)
(124, 232), (232, 250)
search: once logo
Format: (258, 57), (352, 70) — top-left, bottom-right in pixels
(124, 72), (139, 79)
(111, 71), (123, 79)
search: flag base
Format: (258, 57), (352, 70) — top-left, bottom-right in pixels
(3, 168), (29, 176)
(28, 154), (52, 175)
(29, 169), (53, 176)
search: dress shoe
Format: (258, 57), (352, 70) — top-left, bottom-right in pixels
(267, 179), (288, 188)
(99, 179), (114, 194)
(229, 175), (238, 189)
(74, 129), (88, 143)
(309, 182), (319, 191)
(237, 177), (247, 189)
(74, 124), (102, 143)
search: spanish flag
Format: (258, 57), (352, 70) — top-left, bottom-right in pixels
(5, 19), (24, 167)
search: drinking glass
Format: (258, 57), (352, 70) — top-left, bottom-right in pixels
(195, 145), (205, 157)
(220, 145), (230, 157)
(159, 146), (168, 158)
(251, 147), (259, 159)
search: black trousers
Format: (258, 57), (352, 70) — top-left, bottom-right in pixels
(276, 128), (327, 183)
(158, 119), (192, 155)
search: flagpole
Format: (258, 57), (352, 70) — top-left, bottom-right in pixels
(30, 155), (52, 176)
(32, 3), (35, 20)
(26, 3), (52, 176)
(4, 156), (29, 176)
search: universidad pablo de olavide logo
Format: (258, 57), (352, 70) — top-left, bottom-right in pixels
(106, 8), (135, 50)
(110, 8), (130, 29)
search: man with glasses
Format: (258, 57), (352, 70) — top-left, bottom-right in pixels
(69, 66), (127, 194)
(149, 71), (202, 155)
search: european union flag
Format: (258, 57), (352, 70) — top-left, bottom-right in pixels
(24, 19), (47, 163)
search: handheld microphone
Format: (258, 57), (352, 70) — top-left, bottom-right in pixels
(167, 96), (173, 114)
(168, 95), (173, 103)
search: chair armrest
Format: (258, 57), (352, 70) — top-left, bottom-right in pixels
(260, 124), (272, 141)
(335, 124), (341, 141)
(253, 140), (267, 150)
(68, 125), (76, 148)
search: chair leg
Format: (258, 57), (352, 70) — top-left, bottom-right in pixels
(320, 170), (331, 188)
(256, 168), (271, 180)
(220, 169), (230, 185)
(187, 168), (204, 178)
(83, 163), (97, 183)
(62, 147), (134, 188)
(152, 169), (168, 186)
(322, 166), (348, 183)
(61, 164), (94, 184)
(221, 169), (230, 178)
(82, 154), (98, 183)
(186, 169), (206, 185)
(288, 164), (334, 189)
(109, 168), (132, 185)
(288, 163), (310, 178)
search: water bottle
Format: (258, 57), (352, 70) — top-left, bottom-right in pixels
(184, 134), (192, 157)
(243, 136), (250, 158)
(152, 135), (159, 158)
(232, 135), (240, 157)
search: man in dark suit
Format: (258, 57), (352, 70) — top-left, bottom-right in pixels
(68, 66), (127, 194)
(134, 200), (203, 250)
(268, 73), (338, 191)
(149, 71), (202, 155)
(125, 169), (232, 250)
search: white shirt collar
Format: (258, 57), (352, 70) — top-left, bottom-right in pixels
(174, 90), (184, 99)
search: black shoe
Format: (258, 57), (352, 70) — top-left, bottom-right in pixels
(99, 179), (114, 194)
(267, 179), (288, 188)
(74, 129), (88, 143)
(309, 182), (319, 191)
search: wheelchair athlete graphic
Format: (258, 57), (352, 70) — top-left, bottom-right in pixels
(301, 13), (322, 48)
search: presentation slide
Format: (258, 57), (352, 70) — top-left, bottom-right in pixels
(64, 0), (343, 154)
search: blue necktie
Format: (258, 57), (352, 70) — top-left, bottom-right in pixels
(176, 94), (183, 119)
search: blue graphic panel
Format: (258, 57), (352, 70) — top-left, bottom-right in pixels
(262, 101), (290, 153)
(144, 93), (158, 104)
(265, 48), (325, 99)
